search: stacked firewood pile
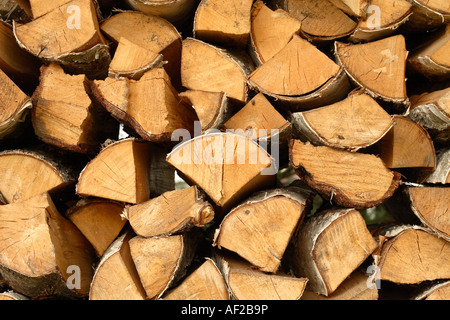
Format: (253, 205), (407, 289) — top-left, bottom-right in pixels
(0, 0), (449, 301)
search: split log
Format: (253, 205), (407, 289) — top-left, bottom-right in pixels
(124, 0), (198, 26)
(328, 0), (368, 18)
(248, 35), (350, 110)
(89, 230), (147, 300)
(129, 233), (197, 299)
(0, 67), (32, 144)
(166, 132), (277, 212)
(76, 138), (174, 204)
(407, 25), (450, 80)
(377, 115), (436, 177)
(0, 291), (29, 300)
(373, 225), (450, 285)
(108, 37), (164, 80)
(214, 251), (308, 300)
(335, 35), (409, 110)
(289, 140), (401, 209)
(249, 0), (301, 66)
(193, 0), (253, 48)
(301, 270), (378, 300)
(181, 37), (253, 105)
(66, 199), (127, 257)
(404, 0), (450, 31)
(413, 280), (450, 300)
(223, 92), (292, 144)
(425, 149), (450, 184)
(213, 186), (314, 273)
(384, 185), (450, 241)
(408, 87), (449, 145)
(100, 11), (182, 89)
(13, 0), (110, 78)
(32, 63), (119, 154)
(0, 192), (96, 299)
(91, 68), (198, 143)
(291, 208), (378, 296)
(290, 92), (394, 152)
(0, 149), (74, 204)
(123, 186), (214, 238)
(0, 20), (39, 94)
(349, 0), (412, 43)
(162, 258), (229, 300)
(277, 0), (357, 42)
(179, 90), (231, 133)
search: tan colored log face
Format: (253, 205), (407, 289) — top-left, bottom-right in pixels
(290, 140), (400, 209)
(163, 259), (229, 300)
(248, 35), (340, 97)
(292, 93), (393, 151)
(378, 116), (436, 169)
(166, 132), (277, 210)
(379, 228), (450, 284)
(194, 0), (253, 48)
(0, 67), (29, 124)
(76, 139), (153, 204)
(14, 0), (105, 59)
(250, 1), (301, 64)
(215, 195), (307, 273)
(0, 152), (67, 204)
(181, 38), (249, 104)
(336, 35), (408, 102)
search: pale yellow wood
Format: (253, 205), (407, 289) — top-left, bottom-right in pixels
(194, 0), (253, 48)
(29, 0), (71, 18)
(249, 35), (340, 96)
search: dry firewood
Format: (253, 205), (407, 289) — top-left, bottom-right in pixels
(301, 270), (378, 300)
(373, 225), (450, 285)
(108, 37), (164, 80)
(377, 115), (436, 173)
(213, 186), (314, 273)
(0, 149), (75, 204)
(425, 149), (450, 184)
(404, 0), (450, 31)
(408, 25), (450, 80)
(129, 233), (198, 299)
(290, 92), (394, 152)
(384, 185), (450, 241)
(0, 192), (96, 299)
(166, 132), (277, 212)
(248, 35), (350, 111)
(413, 280), (450, 300)
(0, 67), (32, 143)
(328, 0), (368, 17)
(277, 0), (357, 42)
(123, 186), (214, 238)
(13, 0), (110, 78)
(0, 20), (39, 93)
(291, 208), (378, 296)
(193, 0), (253, 48)
(89, 230), (147, 300)
(162, 258), (229, 300)
(32, 63), (118, 154)
(66, 198), (127, 257)
(223, 92), (292, 144)
(335, 35), (409, 109)
(77, 138), (174, 204)
(124, 0), (198, 26)
(249, 0), (301, 66)
(100, 11), (182, 89)
(289, 140), (401, 209)
(349, 0), (413, 43)
(91, 68), (198, 143)
(408, 87), (449, 145)
(181, 37), (253, 105)
(214, 251), (308, 300)
(179, 90), (231, 133)
(0, 291), (29, 300)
